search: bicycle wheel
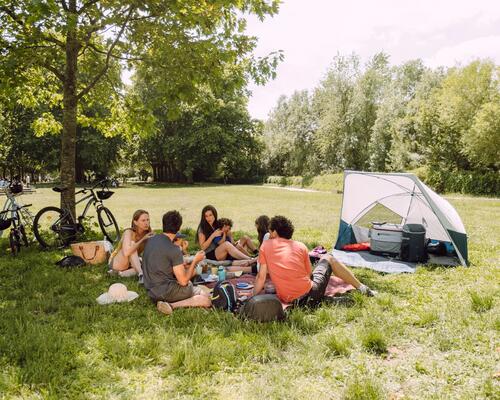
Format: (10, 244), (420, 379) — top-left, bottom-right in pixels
(33, 206), (75, 248)
(9, 231), (18, 256)
(97, 206), (120, 243)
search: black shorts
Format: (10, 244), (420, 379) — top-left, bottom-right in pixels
(205, 249), (216, 260)
(294, 258), (332, 307)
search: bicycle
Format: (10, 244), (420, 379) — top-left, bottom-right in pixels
(33, 179), (120, 248)
(1, 178), (35, 237)
(0, 204), (31, 256)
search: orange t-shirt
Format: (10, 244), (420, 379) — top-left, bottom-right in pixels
(258, 237), (313, 303)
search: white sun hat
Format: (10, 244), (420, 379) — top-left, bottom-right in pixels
(96, 283), (139, 305)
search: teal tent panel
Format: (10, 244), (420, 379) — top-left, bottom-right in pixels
(335, 219), (356, 250)
(447, 230), (468, 265)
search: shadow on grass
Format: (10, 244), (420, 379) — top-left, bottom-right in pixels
(0, 246), (315, 397)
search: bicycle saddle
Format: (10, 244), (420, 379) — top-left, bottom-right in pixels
(52, 187), (68, 193)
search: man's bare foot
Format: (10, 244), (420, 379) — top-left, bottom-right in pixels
(157, 301), (173, 315)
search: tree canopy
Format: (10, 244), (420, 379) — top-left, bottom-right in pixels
(1, 0), (281, 215)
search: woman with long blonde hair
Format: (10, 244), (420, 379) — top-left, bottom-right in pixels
(108, 209), (155, 280)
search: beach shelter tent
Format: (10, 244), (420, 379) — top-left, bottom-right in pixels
(334, 171), (468, 266)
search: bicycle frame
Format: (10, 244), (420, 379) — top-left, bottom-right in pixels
(1, 188), (34, 226)
(60, 181), (109, 223)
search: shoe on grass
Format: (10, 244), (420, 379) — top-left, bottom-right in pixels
(107, 268), (118, 276)
(358, 284), (378, 297)
(157, 301), (173, 315)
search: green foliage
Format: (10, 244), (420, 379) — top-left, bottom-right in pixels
(265, 173), (344, 192)
(133, 84), (264, 183)
(1, 0), (282, 213)
(425, 168), (500, 195)
(264, 57), (499, 195)
(464, 100), (500, 169)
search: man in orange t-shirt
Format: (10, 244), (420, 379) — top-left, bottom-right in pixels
(254, 216), (377, 305)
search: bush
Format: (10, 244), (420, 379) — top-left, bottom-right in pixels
(265, 173), (344, 192)
(424, 168), (499, 196)
(267, 169), (499, 195)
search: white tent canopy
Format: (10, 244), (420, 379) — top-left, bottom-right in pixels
(335, 171), (468, 266)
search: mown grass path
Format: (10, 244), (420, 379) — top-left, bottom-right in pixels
(0, 185), (498, 399)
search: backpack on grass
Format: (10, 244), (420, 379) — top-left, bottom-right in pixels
(211, 280), (238, 312)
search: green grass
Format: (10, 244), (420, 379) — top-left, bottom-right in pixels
(0, 184), (499, 399)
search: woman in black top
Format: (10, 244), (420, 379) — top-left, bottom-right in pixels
(196, 205), (255, 262)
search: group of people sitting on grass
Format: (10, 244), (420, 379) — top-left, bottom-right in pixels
(108, 205), (377, 316)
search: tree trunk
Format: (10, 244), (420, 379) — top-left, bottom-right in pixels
(60, 8), (79, 218)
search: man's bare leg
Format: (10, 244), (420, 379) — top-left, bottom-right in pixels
(323, 255), (361, 288)
(157, 293), (211, 315)
(323, 255), (377, 296)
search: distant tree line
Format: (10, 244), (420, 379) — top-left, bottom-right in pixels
(263, 54), (499, 194)
(1, 49), (497, 194)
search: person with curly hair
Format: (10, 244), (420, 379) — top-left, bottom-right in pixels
(253, 215), (378, 305)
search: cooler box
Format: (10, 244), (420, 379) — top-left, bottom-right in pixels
(400, 223), (427, 262)
(369, 223), (403, 255)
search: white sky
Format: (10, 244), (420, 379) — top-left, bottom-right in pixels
(245, 0), (500, 120)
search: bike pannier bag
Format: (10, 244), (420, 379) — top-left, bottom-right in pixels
(70, 241), (108, 265)
(239, 294), (285, 322)
(369, 223), (403, 256)
(400, 224), (427, 262)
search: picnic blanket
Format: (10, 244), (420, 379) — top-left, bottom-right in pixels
(203, 273), (355, 309)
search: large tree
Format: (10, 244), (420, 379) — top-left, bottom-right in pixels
(0, 0), (279, 216)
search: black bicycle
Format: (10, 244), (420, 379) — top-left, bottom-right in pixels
(0, 204), (31, 256)
(33, 179), (120, 248)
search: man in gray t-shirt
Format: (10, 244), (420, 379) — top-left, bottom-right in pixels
(142, 210), (211, 315)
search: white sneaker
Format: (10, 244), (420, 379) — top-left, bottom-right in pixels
(358, 284), (378, 297)
(157, 301), (173, 315)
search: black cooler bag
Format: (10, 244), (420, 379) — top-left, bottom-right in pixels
(239, 294), (285, 322)
(400, 224), (427, 262)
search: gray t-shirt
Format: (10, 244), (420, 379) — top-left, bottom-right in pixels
(142, 234), (184, 301)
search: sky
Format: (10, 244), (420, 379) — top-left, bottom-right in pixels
(245, 0), (500, 120)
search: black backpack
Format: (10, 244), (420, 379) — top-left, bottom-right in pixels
(211, 280), (238, 312)
(55, 255), (86, 268)
(238, 294), (286, 322)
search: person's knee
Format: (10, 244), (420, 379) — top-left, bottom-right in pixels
(321, 254), (334, 263)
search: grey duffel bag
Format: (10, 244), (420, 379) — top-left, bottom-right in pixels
(239, 294), (286, 322)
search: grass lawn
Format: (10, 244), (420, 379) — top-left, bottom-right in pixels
(0, 184), (499, 399)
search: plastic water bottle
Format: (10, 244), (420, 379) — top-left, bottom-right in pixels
(217, 266), (226, 281)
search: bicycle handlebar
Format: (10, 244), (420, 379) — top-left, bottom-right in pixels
(76, 179), (110, 194)
(0, 204), (31, 215)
